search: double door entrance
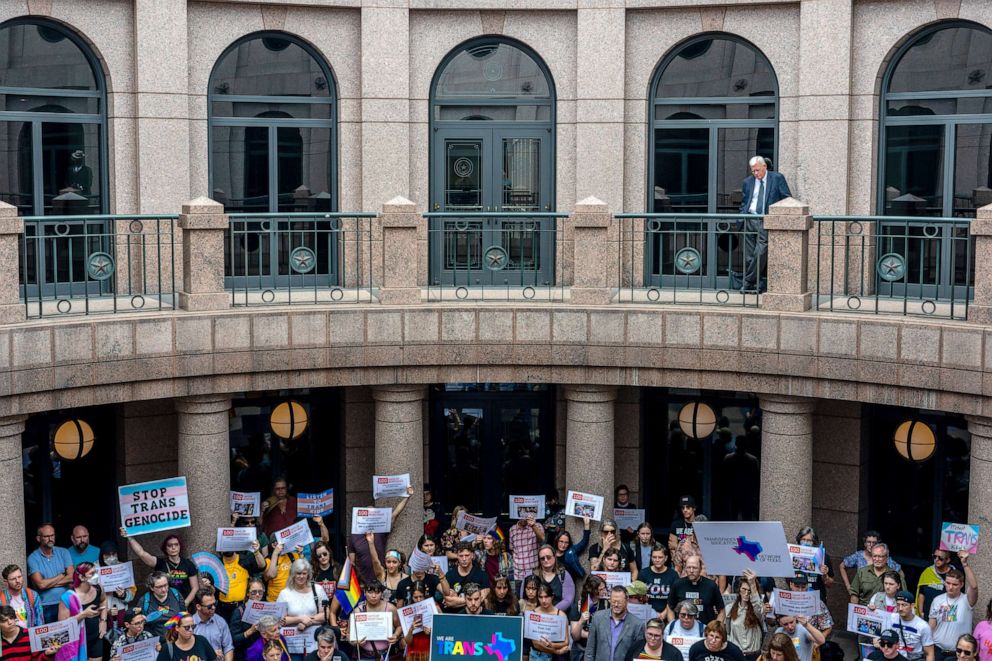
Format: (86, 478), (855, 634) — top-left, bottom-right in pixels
(430, 128), (555, 285)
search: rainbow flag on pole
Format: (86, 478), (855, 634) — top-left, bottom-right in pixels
(335, 557), (363, 615)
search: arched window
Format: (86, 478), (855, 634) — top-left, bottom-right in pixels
(649, 35), (778, 214)
(0, 18), (106, 216)
(880, 22), (992, 217)
(209, 32), (336, 213)
(428, 38), (556, 286)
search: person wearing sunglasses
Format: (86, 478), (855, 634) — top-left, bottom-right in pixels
(157, 613), (215, 661)
(193, 589), (234, 661)
(917, 550), (956, 623)
(929, 553), (978, 660)
(589, 520), (634, 575)
(230, 579), (268, 659)
(866, 630), (903, 661)
(889, 590), (934, 661)
(954, 635), (978, 661)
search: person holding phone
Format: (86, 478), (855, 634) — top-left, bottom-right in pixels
(58, 564), (106, 661)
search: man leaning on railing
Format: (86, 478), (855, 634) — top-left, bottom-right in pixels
(737, 156), (792, 294)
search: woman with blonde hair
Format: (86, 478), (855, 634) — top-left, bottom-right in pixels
(277, 558), (327, 660)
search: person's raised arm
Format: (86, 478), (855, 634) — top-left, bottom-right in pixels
(185, 574), (199, 606)
(573, 520), (591, 556)
(391, 487), (415, 520)
(960, 550), (978, 607)
(250, 541), (265, 571)
(799, 616), (825, 647)
(119, 528), (157, 568)
(366, 532), (385, 582)
(265, 543), (283, 580)
(313, 516), (330, 543)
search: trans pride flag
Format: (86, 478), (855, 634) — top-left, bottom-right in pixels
(335, 557), (363, 615)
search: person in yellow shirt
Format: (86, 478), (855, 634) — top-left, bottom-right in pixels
(219, 540), (265, 622)
(264, 541), (300, 602)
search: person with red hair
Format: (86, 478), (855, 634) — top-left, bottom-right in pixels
(56, 564), (106, 661)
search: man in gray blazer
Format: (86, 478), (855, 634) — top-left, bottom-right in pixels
(584, 586), (646, 661)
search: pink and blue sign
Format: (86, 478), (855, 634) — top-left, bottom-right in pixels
(939, 522), (980, 554)
(119, 477), (191, 536)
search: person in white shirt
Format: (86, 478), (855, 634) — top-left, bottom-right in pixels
(891, 590), (934, 661)
(928, 551), (978, 660)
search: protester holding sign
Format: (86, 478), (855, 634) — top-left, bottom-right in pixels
(400, 583), (433, 661)
(348, 486), (414, 586)
(551, 517), (590, 581)
(57, 563), (107, 661)
(394, 537), (443, 608)
(528, 584), (570, 661)
(364, 534), (407, 605)
(725, 571), (763, 661)
(929, 553), (979, 659)
(108, 609), (156, 661)
(1, 605), (57, 661)
(120, 530), (199, 607)
(219, 539), (265, 621)
(277, 559), (327, 637)
(350, 581), (399, 661)
(588, 520), (634, 576)
(264, 541), (302, 603)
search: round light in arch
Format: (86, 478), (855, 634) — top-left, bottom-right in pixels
(270, 401), (308, 440)
(53, 419), (95, 460)
(678, 402), (716, 440)
(893, 420), (936, 462)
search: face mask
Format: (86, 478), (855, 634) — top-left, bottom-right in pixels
(799, 540), (813, 547)
(104, 556), (118, 565)
(87, 575), (100, 585)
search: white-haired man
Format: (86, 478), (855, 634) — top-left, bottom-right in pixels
(737, 155), (792, 293)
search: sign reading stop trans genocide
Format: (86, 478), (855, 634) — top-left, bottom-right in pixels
(119, 477), (191, 536)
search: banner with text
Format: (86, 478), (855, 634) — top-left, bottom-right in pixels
(692, 521), (794, 577)
(119, 477), (190, 536)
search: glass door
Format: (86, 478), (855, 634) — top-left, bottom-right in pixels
(431, 128), (553, 285)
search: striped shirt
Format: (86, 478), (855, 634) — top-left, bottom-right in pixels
(2, 628), (42, 661)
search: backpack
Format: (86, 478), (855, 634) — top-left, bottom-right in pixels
(142, 588), (184, 621)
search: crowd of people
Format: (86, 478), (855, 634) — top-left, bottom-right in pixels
(2, 482), (988, 661)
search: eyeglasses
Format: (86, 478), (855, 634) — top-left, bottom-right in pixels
(645, 632), (662, 639)
(248, 589), (264, 595)
(678, 613), (693, 618)
(934, 555), (949, 561)
(879, 642), (895, 649)
(317, 553), (329, 558)
(957, 650), (974, 657)
(153, 583), (169, 590)
(199, 603), (216, 610)
(179, 625), (194, 631)
(539, 555), (553, 560)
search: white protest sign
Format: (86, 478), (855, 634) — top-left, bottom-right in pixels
(509, 495), (546, 520)
(350, 611), (393, 641)
(432, 556), (449, 574)
(409, 548), (434, 573)
(118, 477), (190, 536)
(298, 489), (335, 517)
(98, 561), (135, 591)
(523, 611), (567, 642)
(665, 635), (702, 661)
(351, 507), (393, 534)
(281, 626), (318, 655)
(119, 636), (159, 661)
(230, 491), (261, 517)
(242, 600), (288, 625)
(373, 474), (411, 499)
(940, 522), (980, 553)
(847, 603), (888, 638)
(29, 620), (80, 653)
(788, 544), (825, 575)
(565, 491), (604, 521)
(691, 521), (794, 577)
(274, 519), (314, 550)
(592, 571), (632, 589)
(398, 598), (438, 636)
(772, 589), (820, 618)
(216, 527), (257, 552)
(614, 508), (646, 531)
(455, 511), (497, 535)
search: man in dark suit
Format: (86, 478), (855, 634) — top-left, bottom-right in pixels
(737, 156), (792, 293)
(584, 586), (645, 661)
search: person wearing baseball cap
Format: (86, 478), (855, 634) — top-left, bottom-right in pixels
(891, 590), (935, 661)
(668, 497), (698, 556)
(867, 630), (904, 661)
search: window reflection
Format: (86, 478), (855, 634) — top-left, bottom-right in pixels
(887, 26), (992, 94)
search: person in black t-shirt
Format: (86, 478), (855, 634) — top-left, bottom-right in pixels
(638, 545), (678, 615)
(442, 543), (489, 613)
(668, 496), (699, 556)
(666, 556), (724, 624)
(865, 630), (903, 661)
(687, 621), (746, 661)
(632, 618), (683, 661)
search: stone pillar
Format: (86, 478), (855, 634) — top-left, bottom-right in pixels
(563, 385), (617, 563)
(379, 198), (421, 305)
(178, 198), (229, 312)
(0, 416), (27, 565)
(966, 416), (992, 585)
(0, 202), (25, 324)
(762, 198), (813, 312)
(371, 386), (426, 556)
(759, 395), (815, 540)
(176, 395), (232, 555)
(571, 197), (615, 304)
(968, 204), (992, 324)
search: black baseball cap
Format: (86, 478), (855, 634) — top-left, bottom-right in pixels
(679, 496), (696, 508)
(879, 630), (899, 644)
(895, 591), (914, 603)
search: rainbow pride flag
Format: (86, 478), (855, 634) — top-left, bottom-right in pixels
(493, 526), (506, 543)
(335, 557), (363, 615)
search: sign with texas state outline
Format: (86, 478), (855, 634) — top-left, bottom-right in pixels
(692, 521), (795, 577)
(430, 614), (522, 661)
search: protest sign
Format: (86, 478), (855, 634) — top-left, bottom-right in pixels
(432, 556), (449, 574)
(565, 491), (604, 521)
(509, 495), (546, 520)
(614, 508), (646, 531)
(940, 522), (980, 553)
(119, 636), (159, 661)
(592, 572), (632, 589)
(455, 511), (498, 535)
(665, 635), (702, 661)
(97, 561), (134, 591)
(691, 521), (794, 577)
(409, 548), (435, 573)
(430, 614), (523, 661)
(242, 600), (288, 625)
(282, 626), (318, 655)
(216, 527), (256, 552)
(275, 519), (314, 549)
(523, 612), (567, 642)
(29, 620), (80, 653)
(230, 491), (260, 517)
(298, 489), (334, 517)
(771, 589), (820, 618)
(398, 598), (438, 636)
(788, 544), (825, 575)
(192, 552), (229, 594)
(351, 507), (392, 534)
(119, 477), (190, 536)
(847, 604), (888, 638)
(350, 612), (394, 641)
(373, 474), (411, 499)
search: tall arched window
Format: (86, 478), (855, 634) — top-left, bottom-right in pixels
(429, 38), (556, 285)
(880, 22), (992, 218)
(209, 32), (336, 213)
(0, 18), (106, 216)
(649, 35), (778, 214)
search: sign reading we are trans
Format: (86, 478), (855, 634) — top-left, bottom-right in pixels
(430, 614), (522, 661)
